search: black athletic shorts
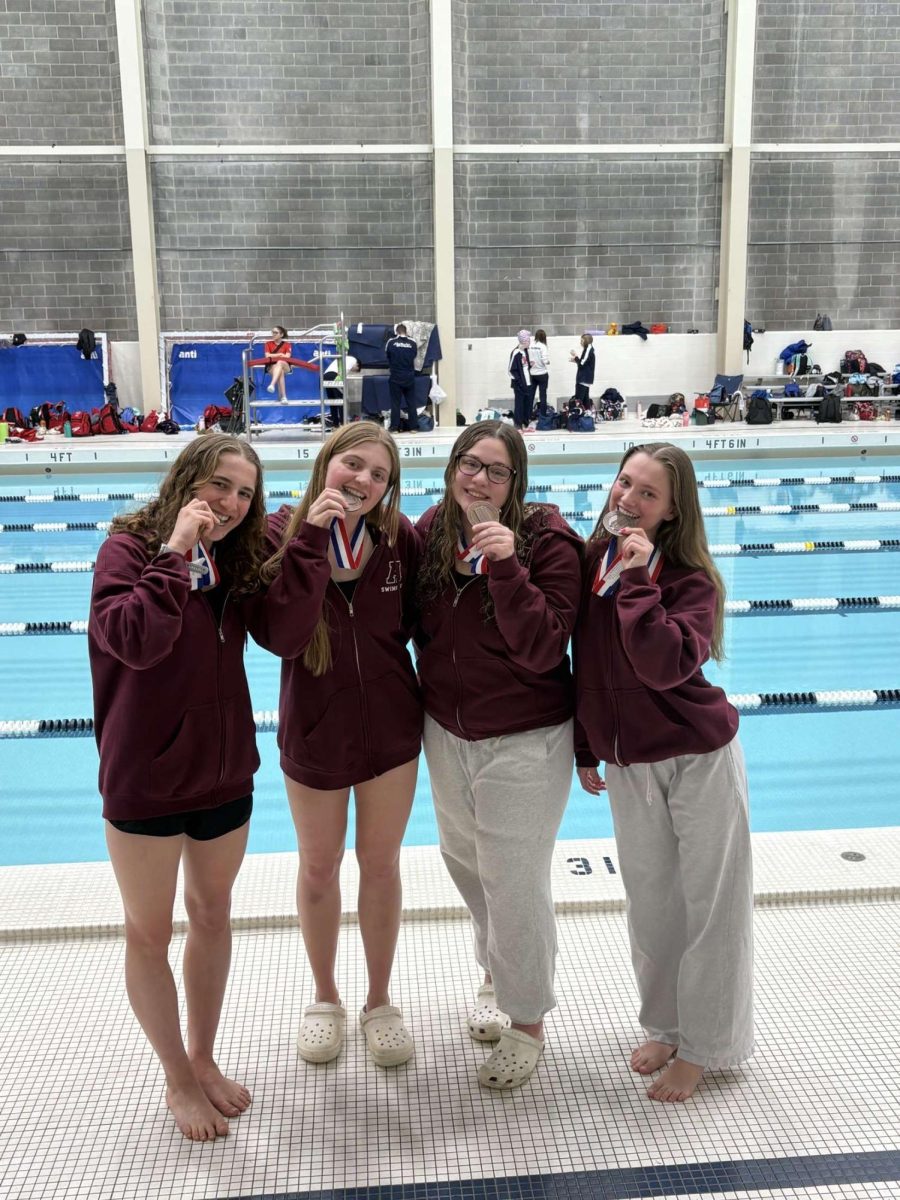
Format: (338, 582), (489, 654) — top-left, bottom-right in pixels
(108, 794), (253, 840)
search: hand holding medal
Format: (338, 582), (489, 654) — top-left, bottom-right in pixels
(468, 502), (514, 563)
(602, 509), (652, 569)
(307, 487), (355, 529)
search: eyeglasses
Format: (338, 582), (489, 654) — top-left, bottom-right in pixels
(456, 453), (516, 486)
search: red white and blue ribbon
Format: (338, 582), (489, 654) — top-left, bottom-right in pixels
(330, 516), (367, 570)
(456, 532), (490, 576)
(185, 542), (220, 591)
(592, 540), (663, 597)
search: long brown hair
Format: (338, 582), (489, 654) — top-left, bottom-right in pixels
(588, 442), (727, 662)
(417, 420), (549, 614)
(108, 434), (267, 595)
(261, 422), (401, 675)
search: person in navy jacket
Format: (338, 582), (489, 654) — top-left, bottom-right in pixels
(256, 423), (422, 1068)
(385, 323), (419, 432)
(574, 442), (753, 1103)
(89, 434), (269, 1141)
(508, 329), (533, 428)
(415, 420), (582, 1090)
(570, 332), (595, 406)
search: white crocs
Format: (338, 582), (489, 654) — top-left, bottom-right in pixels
(477, 1027), (544, 1090)
(359, 1004), (414, 1067)
(296, 1002), (346, 1063)
(467, 984), (511, 1042)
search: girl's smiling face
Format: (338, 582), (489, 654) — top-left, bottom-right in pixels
(608, 452), (676, 542)
(193, 452), (258, 542)
(324, 442), (393, 516)
(450, 436), (514, 519)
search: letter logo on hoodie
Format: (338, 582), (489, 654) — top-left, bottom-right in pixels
(382, 559), (401, 592)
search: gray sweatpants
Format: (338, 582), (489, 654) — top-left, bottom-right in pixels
(606, 736), (755, 1070)
(423, 715), (573, 1024)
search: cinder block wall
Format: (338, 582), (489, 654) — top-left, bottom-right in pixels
(1, 0), (899, 346)
(143, 0), (432, 146)
(747, 155), (900, 331)
(451, 0), (725, 144)
(153, 157), (435, 331)
(749, 0), (900, 330)
(451, 0), (726, 338)
(0, 1), (131, 336)
(0, 159), (134, 336)
(454, 156), (722, 338)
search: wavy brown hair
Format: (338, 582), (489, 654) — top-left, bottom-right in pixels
(417, 420), (551, 616)
(107, 434), (267, 595)
(260, 423), (401, 675)
(588, 442), (727, 662)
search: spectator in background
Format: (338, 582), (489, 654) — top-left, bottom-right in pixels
(509, 330), (533, 429)
(570, 333), (595, 407)
(265, 325), (293, 401)
(385, 324), (419, 433)
(528, 329), (551, 418)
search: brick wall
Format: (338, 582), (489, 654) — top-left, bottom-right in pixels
(0, 0), (123, 145)
(747, 155), (900, 329)
(754, 1), (900, 141)
(152, 157), (435, 329)
(143, 0), (431, 145)
(0, 160), (135, 336)
(454, 156), (722, 337)
(452, 0), (725, 144)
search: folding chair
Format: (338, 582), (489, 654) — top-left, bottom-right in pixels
(707, 373), (744, 421)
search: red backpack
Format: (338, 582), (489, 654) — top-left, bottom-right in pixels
(3, 406), (29, 430)
(843, 350), (867, 374)
(90, 403), (125, 435)
(139, 409), (159, 432)
(70, 412), (92, 437)
(203, 404), (234, 430)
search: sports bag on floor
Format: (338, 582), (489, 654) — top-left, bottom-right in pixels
(745, 392), (773, 425)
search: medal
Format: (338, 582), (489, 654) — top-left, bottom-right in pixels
(185, 542), (220, 591)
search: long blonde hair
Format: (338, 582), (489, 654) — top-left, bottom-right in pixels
(108, 434), (267, 595)
(261, 423), (401, 675)
(589, 442), (727, 662)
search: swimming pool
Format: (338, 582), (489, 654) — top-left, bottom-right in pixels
(1, 453), (898, 865)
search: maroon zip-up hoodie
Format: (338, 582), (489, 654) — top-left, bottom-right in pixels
(249, 506), (423, 789)
(415, 504), (582, 740)
(573, 537), (739, 769)
(88, 534), (260, 820)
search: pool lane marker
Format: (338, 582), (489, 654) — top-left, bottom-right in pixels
(1, 473), (900, 506)
(2, 689), (898, 738)
(4, 540), (900, 574)
(4, 503), (900, 535)
(4, 596), (900, 636)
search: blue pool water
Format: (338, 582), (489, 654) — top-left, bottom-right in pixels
(1, 452), (898, 866)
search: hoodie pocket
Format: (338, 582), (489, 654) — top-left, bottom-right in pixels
(149, 702), (221, 798)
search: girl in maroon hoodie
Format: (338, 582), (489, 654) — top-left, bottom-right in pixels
(257, 424), (421, 1068)
(416, 420), (582, 1090)
(574, 442), (753, 1103)
(89, 434), (268, 1141)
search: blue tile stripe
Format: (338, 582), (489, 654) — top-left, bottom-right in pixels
(223, 1149), (900, 1200)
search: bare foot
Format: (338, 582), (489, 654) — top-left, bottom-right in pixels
(166, 1081), (230, 1140)
(192, 1060), (251, 1117)
(647, 1057), (705, 1103)
(630, 1040), (677, 1075)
